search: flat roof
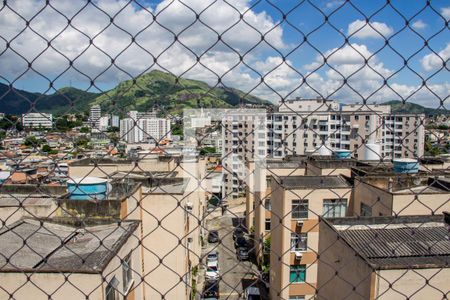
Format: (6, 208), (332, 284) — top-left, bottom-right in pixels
(0, 219), (139, 273)
(276, 175), (351, 189)
(142, 180), (189, 195)
(0, 194), (54, 207)
(326, 215), (450, 269)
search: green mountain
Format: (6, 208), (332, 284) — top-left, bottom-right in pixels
(0, 84), (98, 115)
(93, 70), (270, 115)
(0, 70), (270, 116)
(384, 100), (448, 116)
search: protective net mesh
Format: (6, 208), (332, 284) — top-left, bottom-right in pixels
(0, 0), (449, 299)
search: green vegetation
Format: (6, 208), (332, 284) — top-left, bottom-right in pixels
(0, 70), (270, 116)
(200, 146), (217, 155)
(0, 115), (23, 131)
(426, 124), (449, 130)
(93, 70), (270, 116)
(55, 115), (84, 131)
(24, 136), (43, 147)
(383, 100), (449, 116)
(0, 84), (98, 115)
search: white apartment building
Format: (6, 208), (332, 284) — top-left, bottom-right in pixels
(110, 115), (119, 128)
(89, 104), (101, 128)
(98, 116), (109, 131)
(221, 111), (267, 199)
(268, 98), (424, 160)
(120, 111), (171, 144)
(22, 113), (53, 128)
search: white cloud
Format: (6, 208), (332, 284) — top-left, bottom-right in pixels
(347, 19), (393, 39)
(411, 20), (427, 30)
(421, 43), (450, 71)
(441, 7), (450, 20)
(0, 0), (285, 85)
(325, 0), (344, 9)
(0, 0), (447, 108)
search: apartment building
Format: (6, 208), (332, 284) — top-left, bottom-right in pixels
(245, 158), (306, 261)
(0, 218), (143, 300)
(268, 98), (424, 160)
(317, 214), (450, 300)
(89, 104), (101, 128)
(383, 114), (425, 159)
(113, 171), (203, 300)
(22, 112), (53, 128)
(222, 111), (267, 199)
(352, 174), (450, 217)
(120, 110), (171, 143)
(270, 175), (352, 300)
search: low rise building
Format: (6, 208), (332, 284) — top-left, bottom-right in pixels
(0, 218), (142, 300)
(270, 175), (352, 300)
(317, 214), (450, 300)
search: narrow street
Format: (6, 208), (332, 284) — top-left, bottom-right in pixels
(197, 201), (268, 300)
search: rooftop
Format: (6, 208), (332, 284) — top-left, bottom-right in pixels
(327, 215), (450, 269)
(277, 175), (351, 189)
(0, 219), (139, 273)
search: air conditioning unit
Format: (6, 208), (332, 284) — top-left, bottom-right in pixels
(297, 220), (304, 227)
(295, 251), (303, 260)
(185, 202), (193, 212)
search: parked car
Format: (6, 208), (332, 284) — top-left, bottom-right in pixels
(203, 280), (219, 298)
(233, 227), (244, 240)
(234, 236), (247, 248)
(208, 230), (219, 243)
(206, 250), (219, 264)
(236, 247), (249, 261)
(205, 261), (220, 281)
(242, 286), (261, 300)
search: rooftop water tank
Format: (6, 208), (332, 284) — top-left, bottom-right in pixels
(334, 150), (352, 159)
(67, 177), (109, 200)
(393, 158), (419, 174)
(364, 143), (381, 161)
(316, 144), (332, 156)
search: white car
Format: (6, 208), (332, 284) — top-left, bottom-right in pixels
(206, 250), (219, 264)
(242, 286), (261, 300)
(205, 261), (220, 281)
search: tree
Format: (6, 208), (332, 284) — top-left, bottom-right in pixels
(42, 144), (52, 153)
(80, 127), (90, 133)
(24, 136), (42, 147)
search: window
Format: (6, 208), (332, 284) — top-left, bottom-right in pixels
(264, 199), (272, 211)
(265, 218), (271, 231)
(106, 277), (119, 300)
(122, 252), (133, 293)
(360, 202), (372, 217)
(289, 297), (305, 300)
(291, 233), (307, 251)
(292, 200), (308, 219)
(323, 199), (347, 218)
(289, 265), (306, 283)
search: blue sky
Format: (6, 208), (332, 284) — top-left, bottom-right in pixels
(0, 0), (448, 108)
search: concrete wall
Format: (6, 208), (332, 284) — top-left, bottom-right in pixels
(376, 268), (450, 300)
(0, 272), (103, 300)
(316, 220), (373, 300)
(102, 225), (144, 300)
(353, 178), (450, 217)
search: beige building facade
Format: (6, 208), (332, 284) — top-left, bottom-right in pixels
(270, 176), (352, 300)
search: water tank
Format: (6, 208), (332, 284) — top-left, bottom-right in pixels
(364, 143), (381, 161)
(393, 158), (419, 174)
(334, 150), (352, 159)
(67, 177), (109, 200)
(316, 144), (332, 156)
